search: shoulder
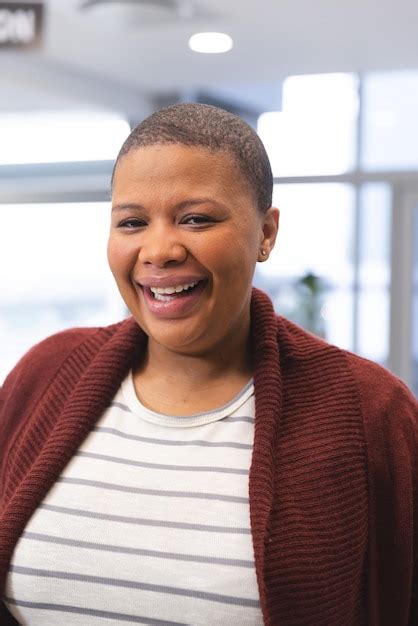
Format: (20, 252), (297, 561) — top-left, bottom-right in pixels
(1, 325), (110, 395)
(343, 350), (418, 442)
(345, 349), (416, 403)
(277, 314), (417, 420)
(11, 325), (101, 365)
(277, 314), (344, 360)
(0, 322), (126, 458)
(1, 320), (131, 400)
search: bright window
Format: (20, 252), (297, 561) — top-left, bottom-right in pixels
(254, 183), (355, 350)
(357, 184), (391, 364)
(258, 73), (358, 176)
(362, 70), (418, 170)
(0, 112), (130, 165)
(254, 182), (392, 362)
(0, 202), (126, 382)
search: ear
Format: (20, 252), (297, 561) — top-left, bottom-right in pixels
(258, 207), (279, 262)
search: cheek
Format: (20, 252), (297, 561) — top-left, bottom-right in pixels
(208, 232), (258, 278)
(107, 237), (136, 275)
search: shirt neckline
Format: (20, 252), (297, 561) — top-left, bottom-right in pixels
(121, 372), (255, 428)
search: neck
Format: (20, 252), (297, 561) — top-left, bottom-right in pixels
(148, 336), (252, 386)
(132, 318), (253, 414)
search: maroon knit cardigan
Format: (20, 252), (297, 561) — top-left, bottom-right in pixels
(0, 289), (417, 626)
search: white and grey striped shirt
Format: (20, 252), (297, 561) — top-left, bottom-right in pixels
(5, 372), (263, 626)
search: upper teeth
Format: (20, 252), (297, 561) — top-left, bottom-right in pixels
(150, 281), (198, 295)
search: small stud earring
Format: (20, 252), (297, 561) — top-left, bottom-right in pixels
(261, 249), (267, 256)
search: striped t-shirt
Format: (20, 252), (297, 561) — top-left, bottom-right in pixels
(4, 372), (263, 625)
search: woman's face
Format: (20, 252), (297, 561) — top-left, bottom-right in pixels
(108, 144), (278, 356)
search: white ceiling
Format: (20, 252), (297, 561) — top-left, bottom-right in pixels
(1, 0), (418, 116)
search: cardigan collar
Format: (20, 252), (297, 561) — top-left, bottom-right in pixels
(249, 289), (282, 626)
(0, 288), (282, 626)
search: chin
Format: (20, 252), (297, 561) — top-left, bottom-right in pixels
(134, 317), (205, 351)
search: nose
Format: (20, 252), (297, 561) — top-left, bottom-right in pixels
(137, 224), (187, 267)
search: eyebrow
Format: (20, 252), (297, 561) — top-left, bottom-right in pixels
(111, 203), (143, 213)
(111, 198), (225, 213)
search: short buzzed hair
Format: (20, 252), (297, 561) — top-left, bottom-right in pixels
(112, 103), (273, 213)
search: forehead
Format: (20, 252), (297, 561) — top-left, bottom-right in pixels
(113, 144), (246, 190)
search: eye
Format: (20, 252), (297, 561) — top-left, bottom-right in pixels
(118, 218), (147, 229)
(181, 214), (216, 226)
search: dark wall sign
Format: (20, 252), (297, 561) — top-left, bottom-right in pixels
(0, 2), (44, 49)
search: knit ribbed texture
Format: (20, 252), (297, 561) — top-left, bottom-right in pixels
(248, 295), (368, 625)
(1, 288), (417, 626)
(264, 321), (368, 625)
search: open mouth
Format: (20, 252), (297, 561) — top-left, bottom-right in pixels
(145, 280), (206, 302)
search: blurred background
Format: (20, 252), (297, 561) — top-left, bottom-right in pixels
(0, 0), (417, 396)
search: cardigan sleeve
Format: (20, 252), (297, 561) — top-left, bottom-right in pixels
(349, 354), (418, 625)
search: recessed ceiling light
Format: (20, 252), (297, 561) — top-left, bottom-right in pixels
(188, 32), (233, 54)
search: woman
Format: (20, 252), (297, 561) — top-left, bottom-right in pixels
(0, 103), (417, 626)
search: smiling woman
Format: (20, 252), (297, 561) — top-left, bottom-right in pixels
(108, 143), (277, 414)
(1, 103), (418, 626)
